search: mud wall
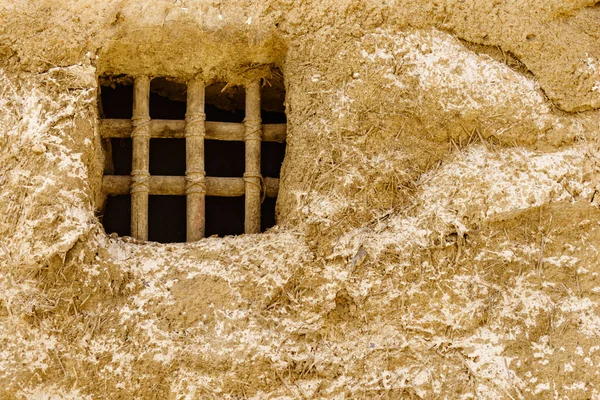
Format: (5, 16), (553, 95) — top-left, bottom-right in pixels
(1, 0), (600, 398)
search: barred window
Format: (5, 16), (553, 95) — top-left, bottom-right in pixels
(98, 73), (286, 242)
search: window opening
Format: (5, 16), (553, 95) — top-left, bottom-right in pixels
(205, 196), (245, 237)
(261, 197), (277, 233)
(100, 77), (133, 119)
(204, 140), (245, 177)
(261, 142), (286, 178)
(105, 138), (132, 175)
(149, 195), (187, 243)
(98, 72), (286, 242)
(149, 138), (186, 176)
(102, 195), (131, 237)
(205, 82), (245, 122)
(149, 77), (187, 120)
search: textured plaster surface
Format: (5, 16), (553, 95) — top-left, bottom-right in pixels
(1, 0), (600, 398)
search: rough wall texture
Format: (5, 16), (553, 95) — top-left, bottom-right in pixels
(1, 0), (600, 398)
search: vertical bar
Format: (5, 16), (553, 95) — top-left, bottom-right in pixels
(244, 80), (262, 234)
(185, 78), (206, 241)
(130, 76), (151, 240)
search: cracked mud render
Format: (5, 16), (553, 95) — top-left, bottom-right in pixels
(1, 0), (600, 398)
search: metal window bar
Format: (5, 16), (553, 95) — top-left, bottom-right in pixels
(105, 76), (285, 241)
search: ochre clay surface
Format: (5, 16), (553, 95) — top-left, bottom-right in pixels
(1, 1), (600, 398)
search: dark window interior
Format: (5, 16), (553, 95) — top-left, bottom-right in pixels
(261, 197), (277, 232)
(100, 74), (286, 241)
(108, 138), (132, 175)
(100, 195), (188, 243)
(206, 82), (245, 122)
(102, 195), (131, 237)
(205, 104), (244, 122)
(261, 142), (285, 178)
(205, 196), (245, 237)
(100, 82), (133, 119)
(149, 195), (187, 243)
(150, 78), (187, 120)
(262, 110), (287, 123)
(150, 93), (186, 120)
(150, 138), (186, 176)
(205, 140), (245, 177)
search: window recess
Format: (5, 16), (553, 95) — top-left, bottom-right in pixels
(99, 74), (286, 242)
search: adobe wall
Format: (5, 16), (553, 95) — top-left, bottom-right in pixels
(1, 0), (600, 398)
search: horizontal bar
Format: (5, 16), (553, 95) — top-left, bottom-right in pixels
(100, 119), (286, 143)
(102, 175), (279, 198)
